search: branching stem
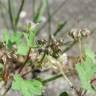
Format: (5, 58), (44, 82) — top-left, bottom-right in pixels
(18, 48), (31, 73)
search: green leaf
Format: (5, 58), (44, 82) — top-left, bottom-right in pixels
(0, 63), (3, 69)
(10, 32), (22, 44)
(85, 48), (95, 62)
(3, 31), (10, 44)
(16, 43), (29, 56)
(7, 40), (13, 49)
(76, 49), (96, 92)
(12, 75), (43, 96)
(3, 31), (22, 49)
(24, 29), (37, 48)
(3, 31), (13, 49)
(76, 58), (93, 91)
(28, 31), (36, 47)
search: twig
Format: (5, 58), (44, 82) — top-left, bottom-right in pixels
(33, 1), (42, 22)
(43, 74), (62, 84)
(32, 0), (36, 19)
(47, 53), (81, 96)
(21, 70), (32, 77)
(63, 40), (77, 53)
(39, 52), (46, 65)
(58, 63), (82, 96)
(37, 0), (68, 33)
(46, 0), (51, 34)
(2, 81), (12, 96)
(81, 90), (87, 96)
(53, 21), (67, 36)
(15, 0), (25, 27)
(8, 0), (15, 31)
(78, 38), (83, 62)
(18, 48), (31, 73)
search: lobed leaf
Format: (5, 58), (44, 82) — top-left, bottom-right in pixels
(16, 43), (29, 56)
(12, 75), (43, 96)
(76, 49), (96, 92)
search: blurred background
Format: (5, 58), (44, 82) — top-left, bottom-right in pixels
(0, 0), (96, 51)
(1, 0), (96, 29)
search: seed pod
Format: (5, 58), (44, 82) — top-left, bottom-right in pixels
(81, 28), (91, 37)
(37, 39), (47, 45)
(69, 28), (77, 36)
(68, 28), (91, 41)
(77, 29), (82, 38)
(68, 28), (80, 40)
